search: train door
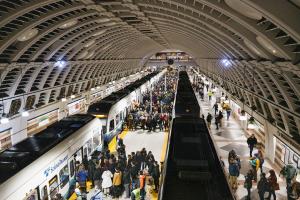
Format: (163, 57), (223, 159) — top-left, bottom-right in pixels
(48, 175), (59, 200)
(40, 185), (48, 200)
(74, 148), (83, 173)
(83, 138), (93, 157)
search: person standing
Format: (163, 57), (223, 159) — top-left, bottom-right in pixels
(215, 115), (220, 130)
(101, 167), (113, 196)
(249, 155), (260, 182)
(123, 167), (131, 199)
(218, 111), (223, 127)
(247, 134), (258, 157)
(280, 163), (297, 198)
(206, 113), (212, 129)
(112, 168), (122, 199)
(139, 171), (146, 200)
(152, 161), (160, 192)
(267, 169), (278, 200)
(76, 165), (88, 192)
(257, 173), (268, 200)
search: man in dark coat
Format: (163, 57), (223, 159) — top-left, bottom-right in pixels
(247, 134), (258, 157)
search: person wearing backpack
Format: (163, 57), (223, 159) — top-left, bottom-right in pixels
(257, 173), (268, 200)
(228, 158), (240, 192)
(280, 163), (297, 198)
(249, 155), (260, 182)
(91, 186), (103, 200)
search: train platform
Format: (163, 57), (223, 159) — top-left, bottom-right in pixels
(72, 129), (168, 200)
(196, 88), (288, 200)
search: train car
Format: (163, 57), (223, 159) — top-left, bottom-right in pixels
(87, 71), (161, 143)
(174, 71), (200, 118)
(159, 70), (234, 200)
(0, 114), (101, 200)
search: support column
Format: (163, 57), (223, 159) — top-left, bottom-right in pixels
(264, 120), (277, 163)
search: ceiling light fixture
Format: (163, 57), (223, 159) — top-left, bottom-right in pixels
(93, 30), (106, 36)
(59, 19), (78, 29)
(17, 28), (39, 42)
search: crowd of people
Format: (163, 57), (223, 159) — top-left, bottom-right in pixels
(192, 75), (300, 200)
(70, 70), (177, 200)
(125, 71), (177, 133)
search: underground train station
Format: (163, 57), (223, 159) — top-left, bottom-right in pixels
(0, 1), (300, 200)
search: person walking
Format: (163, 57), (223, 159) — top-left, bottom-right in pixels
(244, 169), (254, 200)
(247, 134), (258, 157)
(257, 172), (268, 200)
(218, 111), (223, 127)
(206, 113), (212, 129)
(213, 102), (218, 115)
(226, 106), (232, 120)
(267, 169), (278, 200)
(228, 158), (240, 192)
(215, 115), (220, 130)
(208, 90), (213, 101)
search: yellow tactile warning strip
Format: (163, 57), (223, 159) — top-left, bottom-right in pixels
(68, 181), (92, 200)
(151, 130), (170, 200)
(108, 130), (129, 153)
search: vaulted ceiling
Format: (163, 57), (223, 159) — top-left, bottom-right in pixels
(0, 0), (300, 146)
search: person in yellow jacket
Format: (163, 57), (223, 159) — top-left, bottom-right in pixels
(112, 168), (122, 199)
(208, 90), (213, 101)
(249, 155), (260, 182)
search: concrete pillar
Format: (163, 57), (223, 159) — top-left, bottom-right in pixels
(264, 120), (277, 162)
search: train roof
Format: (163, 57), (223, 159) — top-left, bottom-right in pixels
(0, 114), (95, 184)
(161, 118), (234, 200)
(87, 71), (159, 115)
(175, 71), (200, 117)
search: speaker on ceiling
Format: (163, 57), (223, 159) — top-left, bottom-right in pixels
(167, 59), (174, 65)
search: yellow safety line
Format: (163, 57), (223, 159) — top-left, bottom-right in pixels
(160, 131), (169, 163)
(108, 130), (129, 153)
(151, 131), (169, 200)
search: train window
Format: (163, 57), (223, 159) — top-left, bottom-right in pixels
(48, 175), (58, 199)
(102, 126), (107, 134)
(92, 129), (100, 149)
(83, 147), (88, 158)
(116, 114), (120, 125)
(70, 160), (75, 177)
(87, 139), (92, 155)
(59, 164), (69, 189)
(41, 185), (48, 200)
(109, 119), (115, 131)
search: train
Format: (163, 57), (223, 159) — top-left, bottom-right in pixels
(159, 71), (234, 200)
(87, 71), (162, 143)
(0, 114), (100, 200)
(0, 70), (164, 200)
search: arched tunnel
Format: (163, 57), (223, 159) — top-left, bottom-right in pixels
(0, 0), (300, 199)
